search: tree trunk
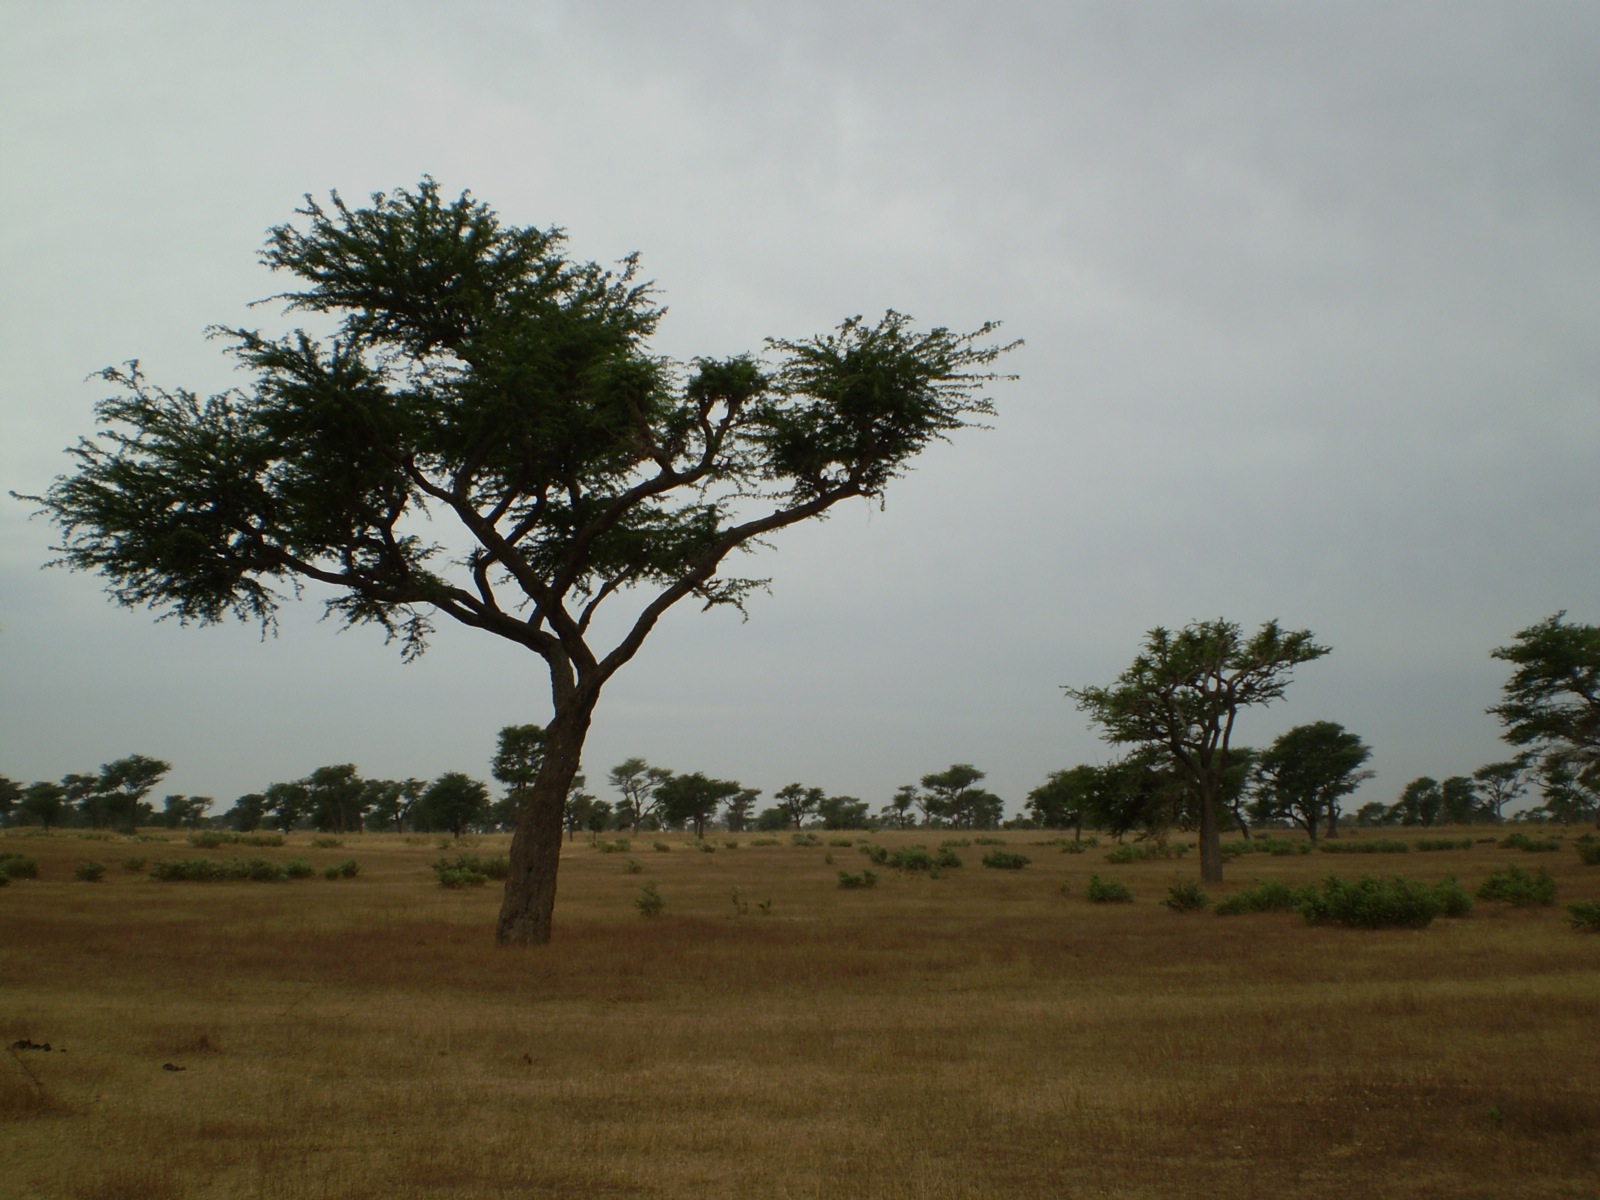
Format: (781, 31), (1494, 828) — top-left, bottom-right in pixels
(496, 705), (593, 946)
(1326, 802), (1340, 839)
(1198, 787), (1224, 884)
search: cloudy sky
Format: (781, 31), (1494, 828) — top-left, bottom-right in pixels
(3, 1), (1596, 819)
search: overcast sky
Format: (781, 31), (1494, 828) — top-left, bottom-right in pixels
(3, 1), (1596, 820)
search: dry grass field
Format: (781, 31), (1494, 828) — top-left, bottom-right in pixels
(3, 826), (1597, 1199)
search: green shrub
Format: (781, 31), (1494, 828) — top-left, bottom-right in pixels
(122, 857), (147, 873)
(933, 847), (963, 869)
(436, 867), (488, 888)
(1566, 900), (1600, 932)
(635, 881), (665, 917)
(829, 838), (855, 847)
(622, 857), (644, 874)
(74, 861), (107, 882)
(1086, 875), (1133, 903)
(888, 847), (934, 872)
(723, 841), (740, 850)
(696, 841), (715, 853)
(1319, 839), (1409, 855)
(593, 839), (631, 854)
(1574, 840), (1600, 866)
(652, 841), (671, 852)
(749, 838), (779, 847)
(322, 859), (360, 880)
(791, 833), (821, 847)
(151, 858), (291, 882)
(981, 850), (1029, 870)
(860, 844), (890, 865)
(1162, 881), (1209, 912)
(0, 853), (40, 881)
(940, 838), (971, 849)
(1416, 838), (1474, 852)
(1476, 863), (1557, 906)
(310, 837), (344, 849)
(1215, 879), (1306, 915)
(1106, 841), (1187, 864)
(1296, 874), (1466, 929)
(1433, 876), (1475, 917)
(431, 854), (509, 883)
(284, 859), (314, 879)
(189, 832), (284, 848)
(837, 870), (878, 889)
(974, 837), (1007, 846)
(1498, 832), (1561, 853)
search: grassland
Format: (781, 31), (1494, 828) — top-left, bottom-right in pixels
(3, 827), (1597, 1199)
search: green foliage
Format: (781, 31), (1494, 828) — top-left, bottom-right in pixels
(749, 838), (779, 847)
(1575, 839), (1600, 866)
(934, 847), (964, 869)
(436, 867), (488, 889)
(1296, 874), (1471, 929)
(1490, 613), (1600, 773)
(828, 838), (855, 848)
(860, 844), (889, 865)
(974, 836), (1007, 846)
(592, 839), (631, 854)
(431, 854), (509, 884)
(652, 841), (671, 852)
(1498, 832), (1561, 853)
(1476, 863), (1557, 906)
(1319, 839), (1409, 854)
(1250, 721), (1374, 841)
(122, 857), (147, 873)
(635, 882), (665, 918)
(284, 859), (314, 879)
(981, 850), (1029, 870)
(190, 831), (285, 848)
(1162, 880), (1210, 912)
(1106, 841), (1189, 863)
(1415, 838), (1474, 851)
(622, 858), (643, 875)
(791, 833), (822, 847)
(322, 859), (360, 880)
(1567, 900), (1600, 931)
(1086, 875), (1134, 903)
(74, 861), (107, 882)
(0, 853), (40, 881)
(152, 858), (293, 882)
(888, 847), (935, 872)
(1214, 879), (1307, 915)
(310, 837), (344, 849)
(836, 870), (879, 890)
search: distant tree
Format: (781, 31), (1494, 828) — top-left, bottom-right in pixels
(1437, 775), (1482, 825)
(608, 758), (671, 833)
(774, 783), (824, 829)
(363, 779), (409, 833)
(914, 764), (1001, 828)
(1249, 722), (1374, 845)
(1066, 619), (1328, 883)
(0, 775), (20, 826)
(1536, 757), (1600, 827)
(63, 772), (104, 828)
(754, 806), (790, 832)
(226, 792), (267, 832)
(657, 772), (742, 841)
(1472, 757), (1532, 822)
(1026, 767), (1096, 838)
(879, 785), (919, 829)
(19, 180), (1015, 945)
(562, 774), (605, 841)
(1354, 800), (1390, 827)
(160, 794), (210, 829)
(263, 780), (310, 832)
(1490, 613), (1600, 782)
(418, 772), (491, 839)
(1388, 777), (1443, 827)
(1218, 747), (1258, 837)
(94, 755), (171, 833)
(816, 794), (870, 830)
(723, 787), (760, 832)
(491, 725), (547, 829)
(19, 781), (67, 831)
(305, 764), (367, 833)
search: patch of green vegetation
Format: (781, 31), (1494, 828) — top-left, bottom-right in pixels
(1297, 874), (1471, 929)
(1318, 839), (1409, 854)
(1086, 875), (1134, 903)
(1476, 863), (1557, 906)
(981, 850), (1029, 870)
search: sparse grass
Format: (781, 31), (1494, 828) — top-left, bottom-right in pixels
(1, 826), (1596, 1199)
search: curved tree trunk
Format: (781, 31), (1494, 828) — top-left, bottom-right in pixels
(1198, 788), (1224, 885)
(496, 704), (593, 946)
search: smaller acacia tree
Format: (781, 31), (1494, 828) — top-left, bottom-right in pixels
(1491, 613), (1600, 779)
(1473, 757), (1532, 822)
(1066, 620), (1327, 883)
(608, 758), (672, 833)
(1388, 777), (1443, 827)
(774, 783), (823, 829)
(419, 772), (490, 838)
(1250, 721), (1373, 844)
(656, 772), (742, 841)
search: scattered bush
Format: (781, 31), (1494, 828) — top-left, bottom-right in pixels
(982, 850), (1030, 870)
(322, 859), (360, 880)
(1297, 874), (1470, 929)
(723, 841), (740, 850)
(974, 837), (1007, 846)
(652, 841), (671, 852)
(593, 839), (631, 854)
(189, 832), (284, 848)
(635, 881), (665, 917)
(940, 838), (972, 848)
(1106, 841), (1188, 863)
(122, 857), (147, 873)
(431, 854), (509, 885)
(152, 858), (291, 882)
(310, 837), (344, 849)
(696, 841), (715, 853)
(1215, 879), (1307, 915)
(860, 844), (889, 865)
(1416, 838), (1474, 852)
(1319, 840), (1409, 855)
(1086, 875), (1134, 903)
(622, 857), (644, 874)
(1498, 832), (1561, 853)
(889, 847), (935, 872)
(1476, 863), (1557, 906)
(1162, 881), (1209, 912)
(837, 870), (879, 889)
(74, 861), (107, 882)
(934, 847), (963, 869)
(0, 853), (40, 881)
(435, 866), (487, 888)
(1567, 900), (1600, 932)
(749, 838), (780, 847)
(791, 833), (821, 847)
(284, 859), (315, 879)
(829, 838), (855, 848)
(1574, 839), (1600, 866)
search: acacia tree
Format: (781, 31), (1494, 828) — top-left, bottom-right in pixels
(774, 783), (824, 829)
(1473, 757), (1532, 822)
(1066, 620), (1327, 884)
(656, 772), (742, 841)
(20, 181), (1013, 945)
(1249, 721), (1373, 844)
(607, 758), (671, 833)
(1491, 613), (1600, 793)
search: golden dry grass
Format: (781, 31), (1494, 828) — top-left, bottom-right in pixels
(3, 827), (1597, 1199)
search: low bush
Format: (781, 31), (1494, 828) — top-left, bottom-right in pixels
(1476, 863), (1557, 906)
(1416, 838), (1474, 852)
(284, 859), (315, 879)
(940, 838), (972, 849)
(981, 850), (1030, 870)
(152, 858), (291, 882)
(593, 839), (631, 854)
(652, 841), (671, 852)
(1498, 832), (1561, 853)
(622, 857), (644, 874)
(1106, 842), (1188, 864)
(310, 837), (344, 849)
(749, 838), (780, 847)
(1215, 879), (1307, 915)
(1297, 874), (1470, 929)
(1319, 840), (1409, 855)
(74, 861), (107, 882)
(829, 838), (855, 848)
(836, 870), (878, 889)
(122, 857), (147, 873)
(436, 866), (487, 888)
(189, 832), (284, 848)
(635, 881), (665, 917)
(1086, 875), (1133, 903)
(723, 841), (740, 850)
(934, 847), (963, 869)
(860, 844), (889, 865)
(431, 854), (509, 884)
(974, 837), (1007, 846)
(791, 833), (821, 847)
(1573, 839), (1600, 866)
(889, 847), (935, 872)
(1567, 900), (1600, 932)
(322, 859), (360, 880)
(1162, 881), (1209, 912)
(0, 853), (40, 881)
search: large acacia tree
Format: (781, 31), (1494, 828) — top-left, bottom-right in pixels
(1066, 619), (1327, 883)
(21, 180), (1015, 944)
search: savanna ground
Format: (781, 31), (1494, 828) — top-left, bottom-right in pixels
(3, 825), (1597, 1200)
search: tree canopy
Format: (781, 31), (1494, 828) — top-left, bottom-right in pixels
(20, 180), (1015, 944)
(1490, 613), (1600, 785)
(1249, 721), (1372, 844)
